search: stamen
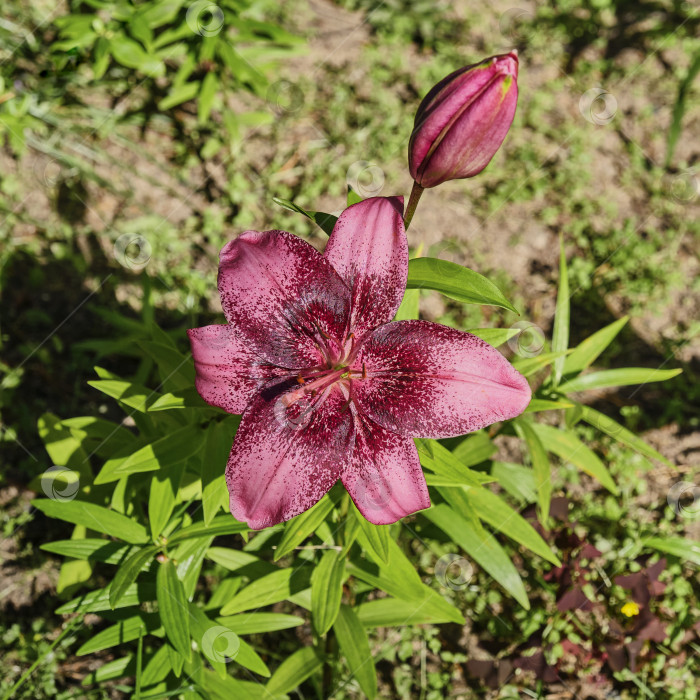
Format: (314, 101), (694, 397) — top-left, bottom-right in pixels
(362, 362), (367, 379)
(296, 375), (305, 384)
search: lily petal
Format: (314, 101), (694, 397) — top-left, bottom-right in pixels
(187, 324), (290, 414)
(353, 320), (531, 438)
(226, 380), (355, 529)
(324, 197), (407, 339)
(218, 230), (351, 368)
(342, 414), (430, 525)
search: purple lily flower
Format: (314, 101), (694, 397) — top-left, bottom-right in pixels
(409, 52), (519, 188)
(188, 197), (531, 529)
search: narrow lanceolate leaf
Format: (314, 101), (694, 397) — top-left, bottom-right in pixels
(394, 288), (420, 321)
(558, 367), (682, 394)
(551, 236), (569, 387)
(530, 423), (618, 494)
(514, 419), (552, 529)
(274, 495), (335, 561)
(157, 559), (191, 660)
(406, 258), (518, 313)
(334, 605), (377, 700)
(32, 499), (149, 544)
(41, 539), (135, 564)
(149, 462), (185, 540)
(356, 598), (463, 627)
(352, 504), (391, 564)
(220, 566), (313, 616)
(416, 439), (489, 487)
(77, 615), (162, 655)
(265, 646), (324, 696)
(216, 613), (305, 635)
(87, 379), (163, 413)
(110, 545), (159, 608)
(579, 405), (673, 467)
(424, 503), (530, 609)
(525, 399), (575, 413)
(468, 327), (520, 347)
(311, 550), (345, 635)
(513, 350), (570, 378)
(202, 419), (237, 526)
(168, 514), (248, 545)
(451, 432), (497, 467)
(463, 485), (559, 565)
(562, 316), (628, 376)
(95, 423), (205, 484)
(148, 388), (209, 411)
(57, 582), (155, 614)
(643, 537), (700, 567)
(272, 196), (338, 236)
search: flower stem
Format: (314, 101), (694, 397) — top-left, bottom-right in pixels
(403, 181), (424, 230)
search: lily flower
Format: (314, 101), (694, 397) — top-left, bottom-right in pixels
(188, 197), (530, 529)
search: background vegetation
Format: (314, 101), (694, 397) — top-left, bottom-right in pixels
(1, 0), (698, 698)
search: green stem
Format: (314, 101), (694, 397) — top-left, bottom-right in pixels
(403, 181), (425, 230)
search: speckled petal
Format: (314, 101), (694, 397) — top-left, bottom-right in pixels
(226, 379), (355, 529)
(187, 324), (291, 414)
(342, 414), (429, 525)
(352, 320), (531, 438)
(324, 197), (407, 339)
(218, 230), (351, 369)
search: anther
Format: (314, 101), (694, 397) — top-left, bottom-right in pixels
(362, 362), (367, 379)
(296, 375), (305, 384)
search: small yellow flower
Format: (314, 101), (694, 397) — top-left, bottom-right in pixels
(621, 601), (640, 617)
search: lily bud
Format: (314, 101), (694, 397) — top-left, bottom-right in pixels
(408, 52), (519, 188)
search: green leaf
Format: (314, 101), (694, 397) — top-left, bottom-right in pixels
(272, 196), (338, 236)
(514, 419), (552, 527)
(202, 419), (237, 526)
(157, 559), (190, 659)
(41, 539), (135, 564)
(138, 341), (193, 392)
(406, 258), (518, 313)
(491, 461), (537, 504)
(148, 388), (209, 411)
(356, 598), (463, 627)
(266, 646), (324, 696)
(274, 495), (335, 561)
(141, 643), (171, 687)
(424, 503), (530, 609)
(206, 547), (265, 572)
(513, 350), (569, 377)
(558, 367), (682, 394)
(467, 327), (520, 347)
(81, 654), (134, 685)
(168, 514), (248, 544)
(311, 550), (345, 635)
(464, 484), (558, 564)
(57, 582), (154, 614)
(217, 613), (304, 635)
(334, 605), (377, 699)
(643, 537), (700, 567)
(109, 545), (159, 608)
(95, 424), (205, 484)
(220, 566), (312, 615)
(109, 34), (164, 76)
(198, 71), (219, 123)
(158, 81), (199, 110)
(77, 615), (162, 655)
(149, 462), (185, 539)
(666, 48), (700, 167)
(87, 378), (161, 413)
(416, 439), (489, 487)
(579, 405), (672, 467)
(352, 507), (391, 565)
(562, 316), (628, 376)
(525, 399), (575, 413)
(451, 432), (497, 467)
(551, 236), (569, 386)
(530, 423), (618, 494)
(394, 288), (419, 321)
(32, 499), (149, 544)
